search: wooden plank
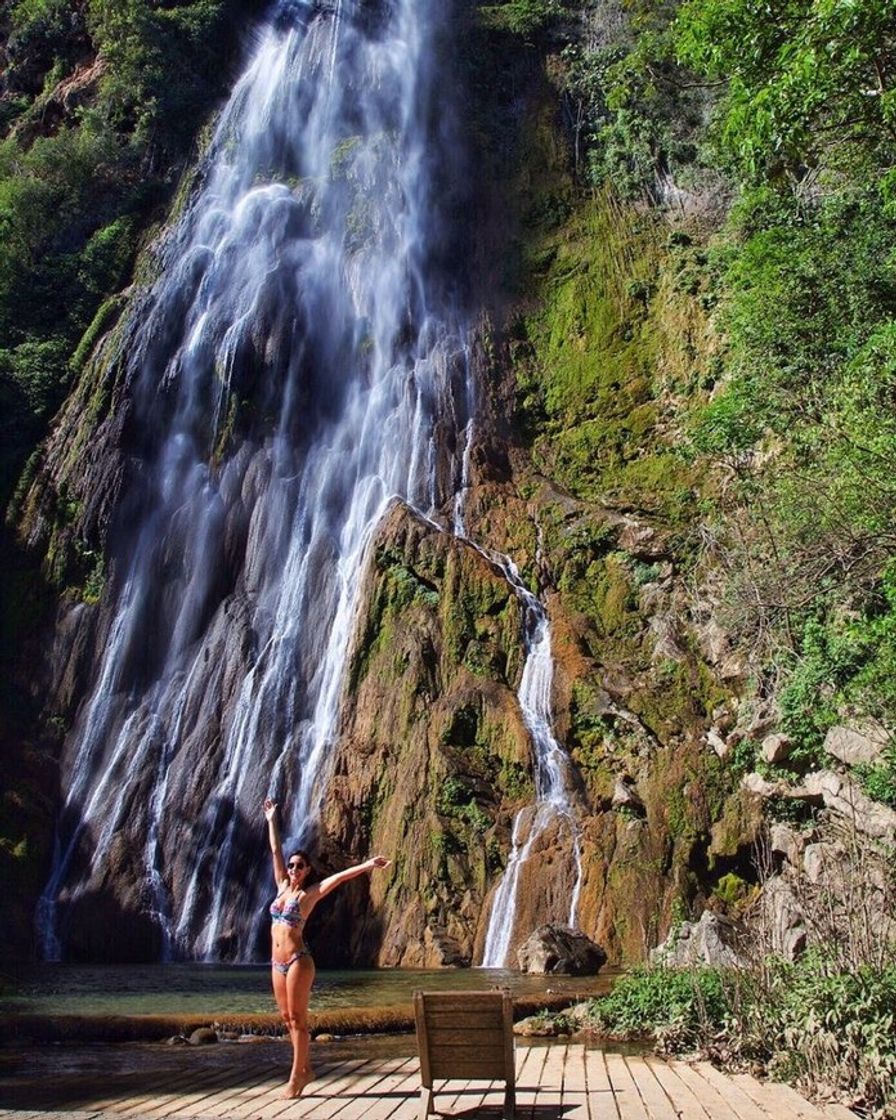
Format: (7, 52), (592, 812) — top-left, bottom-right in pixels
(154, 1058), (280, 1116)
(83, 1059), (257, 1116)
(530, 1044), (565, 1119)
(426, 1026), (505, 1046)
(820, 1105), (860, 1120)
(691, 1062), (773, 1120)
(258, 1059), (378, 1120)
(730, 1073), (831, 1120)
(437, 1075), (476, 1116)
(605, 1052), (650, 1120)
(135, 1062), (279, 1120)
(211, 1068), (295, 1118)
(296, 1058), (416, 1120)
(517, 1045), (550, 1120)
(624, 1055), (678, 1120)
(312, 1057), (418, 1120)
(560, 1044), (591, 1120)
(419, 992), (509, 1008)
(585, 1047), (613, 1097)
(423, 1010), (505, 1030)
(181, 1061), (291, 1115)
(71, 1062), (219, 1112)
(672, 1061), (745, 1120)
(563, 1044), (589, 1092)
(284, 1059), (375, 1120)
(359, 1064), (422, 1120)
(414, 992), (432, 1091)
(427, 1058), (510, 1080)
(644, 1057), (711, 1120)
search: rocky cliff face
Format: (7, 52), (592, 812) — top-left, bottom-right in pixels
(7, 4), (770, 966)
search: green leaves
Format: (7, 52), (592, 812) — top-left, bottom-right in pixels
(477, 0), (567, 38)
(674, 0), (896, 185)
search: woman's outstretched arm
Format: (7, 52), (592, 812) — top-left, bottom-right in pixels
(308, 856), (390, 903)
(264, 798), (287, 887)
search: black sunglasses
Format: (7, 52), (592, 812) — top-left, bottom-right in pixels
(288, 859), (307, 869)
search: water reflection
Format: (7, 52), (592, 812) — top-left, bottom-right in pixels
(2, 963), (619, 1018)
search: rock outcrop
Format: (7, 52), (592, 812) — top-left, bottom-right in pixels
(651, 911), (746, 968)
(517, 924), (607, 975)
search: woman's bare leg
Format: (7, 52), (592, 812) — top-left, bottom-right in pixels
(271, 965), (298, 1091)
(284, 955), (315, 1097)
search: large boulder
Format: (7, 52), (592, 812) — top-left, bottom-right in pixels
(517, 925), (607, 976)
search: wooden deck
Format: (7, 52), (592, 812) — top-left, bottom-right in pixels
(0, 1043), (857, 1120)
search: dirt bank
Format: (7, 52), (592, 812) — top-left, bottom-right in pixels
(0, 991), (582, 1044)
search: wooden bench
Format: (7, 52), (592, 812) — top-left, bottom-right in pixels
(413, 989), (515, 1120)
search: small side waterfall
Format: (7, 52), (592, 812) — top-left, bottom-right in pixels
(38, 0), (472, 962)
(450, 425), (584, 968)
(479, 555), (584, 968)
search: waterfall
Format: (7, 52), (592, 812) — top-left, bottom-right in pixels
(479, 554), (584, 968)
(38, 0), (472, 962)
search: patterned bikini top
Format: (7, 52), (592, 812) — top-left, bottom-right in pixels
(269, 891), (306, 928)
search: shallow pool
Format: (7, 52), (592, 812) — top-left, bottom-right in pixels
(0, 963), (618, 1018)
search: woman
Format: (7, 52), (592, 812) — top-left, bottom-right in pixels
(263, 797), (390, 1098)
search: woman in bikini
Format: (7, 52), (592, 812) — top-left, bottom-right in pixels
(263, 797), (390, 1098)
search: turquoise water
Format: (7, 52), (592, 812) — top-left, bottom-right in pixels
(0, 964), (618, 1017)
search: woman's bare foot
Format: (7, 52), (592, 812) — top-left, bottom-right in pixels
(282, 1070), (315, 1099)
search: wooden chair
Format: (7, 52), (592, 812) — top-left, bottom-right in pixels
(413, 989), (516, 1120)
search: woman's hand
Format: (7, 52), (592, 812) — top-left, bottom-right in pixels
(367, 856), (391, 870)
(264, 798), (278, 822)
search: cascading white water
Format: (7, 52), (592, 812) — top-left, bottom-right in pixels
(38, 0), (473, 962)
(479, 554), (584, 968)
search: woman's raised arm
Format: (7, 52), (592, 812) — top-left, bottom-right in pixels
(308, 856), (390, 904)
(264, 798), (287, 887)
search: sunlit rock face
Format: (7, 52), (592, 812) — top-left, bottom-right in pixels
(17, 0), (772, 970)
(27, 0), (476, 963)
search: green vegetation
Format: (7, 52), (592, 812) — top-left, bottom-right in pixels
(0, 0), (263, 500)
(586, 956), (896, 1118)
(492, 0), (896, 780)
(587, 963), (730, 1039)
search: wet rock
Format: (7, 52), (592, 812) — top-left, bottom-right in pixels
(166, 1035), (189, 1046)
(651, 911), (746, 969)
(188, 1028), (218, 1046)
(823, 724), (889, 767)
(517, 924), (607, 975)
(513, 1015), (564, 1037)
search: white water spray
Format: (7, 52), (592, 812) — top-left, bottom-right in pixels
(39, 0), (472, 961)
(479, 553), (584, 968)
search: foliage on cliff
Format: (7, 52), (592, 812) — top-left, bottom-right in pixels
(0, 0), (263, 499)
(482, 0), (896, 800)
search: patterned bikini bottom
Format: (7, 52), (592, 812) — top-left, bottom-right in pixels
(271, 948), (312, 975)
